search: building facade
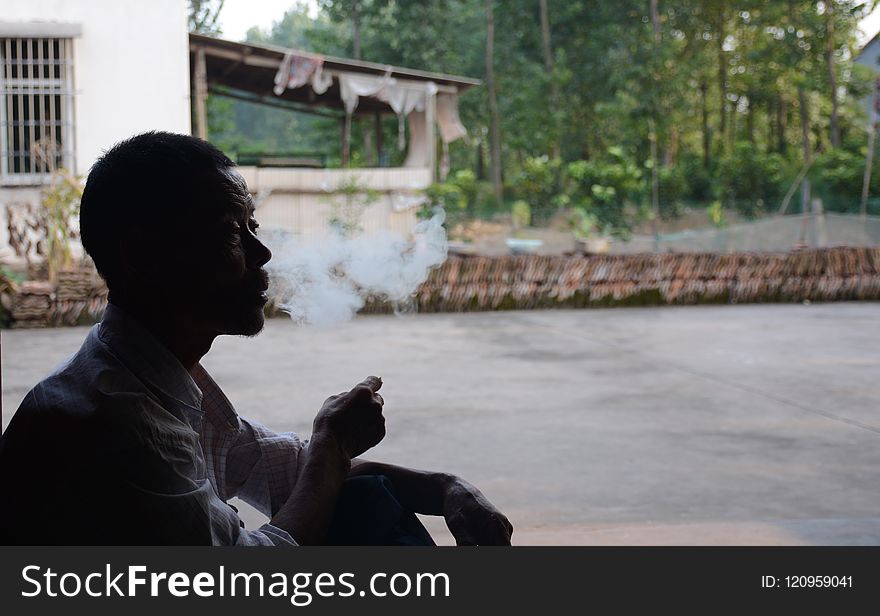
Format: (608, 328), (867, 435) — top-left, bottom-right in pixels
(0, 0), (190, 261)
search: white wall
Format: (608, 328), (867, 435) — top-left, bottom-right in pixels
(2, 0), (191, 177)
(238, 167), (430, 240)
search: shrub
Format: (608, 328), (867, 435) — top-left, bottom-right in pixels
(810, 147), (880, 213)
(563, 147), (644, 237)
(658, 164), (687, 220)
(680, 153), (716, 202)
(718, 142), (788, 219)
(511, 155), (563, 220)
(511, 200), (532, 229)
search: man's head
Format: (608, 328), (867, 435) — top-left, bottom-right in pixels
(80, 131), (272, 336)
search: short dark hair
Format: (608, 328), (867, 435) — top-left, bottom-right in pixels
(80, 131), (234, 291)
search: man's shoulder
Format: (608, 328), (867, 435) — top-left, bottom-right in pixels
(22, 329), (143, 413)
(6, 327), (169, 445)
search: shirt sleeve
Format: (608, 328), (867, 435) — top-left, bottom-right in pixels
(246, 524), (298, 546)
(225, 418), (306, 518)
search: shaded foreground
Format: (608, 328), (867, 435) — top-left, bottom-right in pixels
(3, 303), (879, 545)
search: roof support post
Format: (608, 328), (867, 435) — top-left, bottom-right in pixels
(425, 87), (437, 183)
(375, 113), (383, 167)
(194, 46), (209, 140)
(341, 115), (351, 166)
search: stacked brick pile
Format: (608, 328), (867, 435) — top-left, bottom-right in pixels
(406, 246), (880, 313)
(52, 268), (108, 325)
(7, 247), (880, 327)
(10, 281), (54, 328)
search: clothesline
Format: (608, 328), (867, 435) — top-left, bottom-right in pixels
(273, 50), (468, 154)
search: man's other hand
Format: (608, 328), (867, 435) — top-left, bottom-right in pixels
(443, 477), (513, 545)
(313, 376), (386, 459)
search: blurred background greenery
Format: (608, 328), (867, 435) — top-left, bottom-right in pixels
(190, 0), (880, 238)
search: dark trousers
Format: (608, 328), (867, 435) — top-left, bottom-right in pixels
(325, 475), (436, 546)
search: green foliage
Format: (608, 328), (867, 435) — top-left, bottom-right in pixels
(325, 177), (379, 237)
(568, 207), (600, 240)
(680, 154), (716, 202)
(423, 170), (485, 226)
(812, 148), (865, 196)
(41, 170), (83, 281)
(563, 148), (644, 237)
(207, 0), (876, 231)
(511, 156), (563, 219)
(658, 164), (687, 220)
(511, 200), (532, 229)
(707, 200), (727, 228)
(718, 142), (789, 219)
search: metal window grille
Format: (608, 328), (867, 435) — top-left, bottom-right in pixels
(0, 37), (75, 185)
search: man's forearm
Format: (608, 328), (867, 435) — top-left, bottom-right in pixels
(270, 434), (350, 544)
(349, 460), (451, 516)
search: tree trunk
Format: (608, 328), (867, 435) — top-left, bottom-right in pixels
(701, 78), (710, 168)
(650, 0), (660, 246)
(352, 3), (372, 164)
(717, 5), (728, 155)
(860, 125), (875, 218)
(798, 87), (812, 214)
(777, 93), (787, 154)
(486, 0), (503, 207)
(729, 100), (737, 151)
(374, 113), (383, 166)
(352, 1), (362, 60)
(539, 0), (560, 159)
(787, 0), (811, 215)
(746, 95), (755, 144)
(539, 0), (553, 73)
(799, 88), (811, 162)
(826, 3), (840, 148)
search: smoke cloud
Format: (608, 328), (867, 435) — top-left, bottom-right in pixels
(263, 212), (447, 325)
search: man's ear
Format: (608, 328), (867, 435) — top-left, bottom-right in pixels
(116, 232), (150, 281)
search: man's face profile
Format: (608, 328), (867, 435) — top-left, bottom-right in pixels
(163, 167), (272, 338)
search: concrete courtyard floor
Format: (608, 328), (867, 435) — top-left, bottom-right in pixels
(2, 303), (879, 545)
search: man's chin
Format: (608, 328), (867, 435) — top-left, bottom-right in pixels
(220, 308), (267, 337)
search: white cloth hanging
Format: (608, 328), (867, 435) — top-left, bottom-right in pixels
(436, 92), (468, 144)
(403, 110), (428, 168)
(311, 64), (332, 94)
(338, 69), (394, 114)
(273, 51), (326, 96)
(377, 84), (427, 150)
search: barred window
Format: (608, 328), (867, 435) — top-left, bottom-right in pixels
(0, 37), (75, 184)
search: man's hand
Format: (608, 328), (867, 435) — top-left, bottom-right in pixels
(312, 376), (386, 459)
(443, 476), (513, 546)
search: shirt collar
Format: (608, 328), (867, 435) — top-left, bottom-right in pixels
(97, 303), (204, 413)
(190, 363), (241, 433)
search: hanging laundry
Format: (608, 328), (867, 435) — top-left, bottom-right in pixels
(311, 63), (332, 94)
(273, 51), (327, 95)
(338, 69), (395, 113)
(436, 92), (468, 144)
(377, 83), (429, 150)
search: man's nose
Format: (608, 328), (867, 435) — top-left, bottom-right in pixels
(247, 234), (272, 268)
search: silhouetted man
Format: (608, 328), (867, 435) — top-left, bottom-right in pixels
(0, 132), (512, 546)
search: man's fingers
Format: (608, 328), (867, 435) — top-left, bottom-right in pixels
(324, 391), (348, 404)
(359, 375), (383, 393)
